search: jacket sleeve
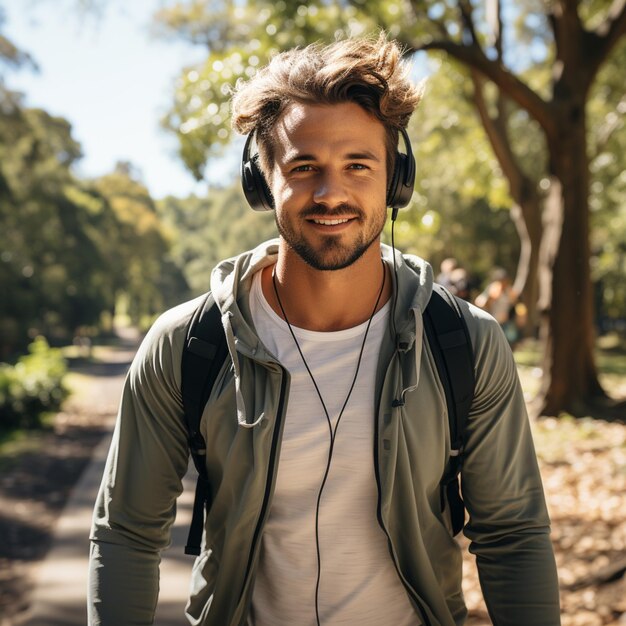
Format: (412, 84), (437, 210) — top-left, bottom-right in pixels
(461, 310), (561, 626)
(88, 303), (195, 625)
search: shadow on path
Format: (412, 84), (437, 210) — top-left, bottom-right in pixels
(14, 427), (195, 626)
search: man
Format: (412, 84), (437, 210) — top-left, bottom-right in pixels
(88, 35), (560, 626)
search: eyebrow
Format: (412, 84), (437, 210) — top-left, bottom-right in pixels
(283, 150), (382, 165)
(284, 154), (316, 165)
(346, 151), (381, 162)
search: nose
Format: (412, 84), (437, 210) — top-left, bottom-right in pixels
(312, 170), (349, 207)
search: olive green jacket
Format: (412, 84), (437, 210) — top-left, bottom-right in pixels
(88, 240), (560, 626)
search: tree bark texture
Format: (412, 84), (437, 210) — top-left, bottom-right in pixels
(537, 99), (606, 416)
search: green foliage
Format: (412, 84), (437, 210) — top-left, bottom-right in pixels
(157, 185), (277, 294)
(92, 163), (190, 318)
(152, 0), (557, 180)
(0, 103), (117, 352)
(588, 39), (626, 323)
(156, 0), (381, 178)
(0, 336), (69, 431)
(0, 83), (189, 353)
(0, 10), (191, 350)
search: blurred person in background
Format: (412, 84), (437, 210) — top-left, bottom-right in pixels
(475, 268), (522, 345)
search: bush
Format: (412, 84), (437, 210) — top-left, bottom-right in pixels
(0, 337), (69, 431)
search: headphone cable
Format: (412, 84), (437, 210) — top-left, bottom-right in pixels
(272, 263), (386, 626)
(390, 208), (400, 342)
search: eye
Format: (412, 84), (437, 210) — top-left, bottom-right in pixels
(348, 163), (368, 170)
(291, 164), (314, 172)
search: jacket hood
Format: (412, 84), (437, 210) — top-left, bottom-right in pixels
(385, 245), (433, 406)
(210, 238), (433, 324)
(209, 238), (434, 427)
(387, 243), (434, 333)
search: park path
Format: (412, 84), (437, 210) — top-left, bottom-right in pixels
(13, 333), (195, 626)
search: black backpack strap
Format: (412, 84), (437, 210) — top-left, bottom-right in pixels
(423, 284), (475, 535)
(181, 292), (230, 555)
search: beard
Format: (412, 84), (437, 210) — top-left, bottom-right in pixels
(275, 203), (386, 271)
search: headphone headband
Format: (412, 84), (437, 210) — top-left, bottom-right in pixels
(241, 126), (415, 211)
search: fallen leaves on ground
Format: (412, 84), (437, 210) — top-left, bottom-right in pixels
(461, 416), (626, 625)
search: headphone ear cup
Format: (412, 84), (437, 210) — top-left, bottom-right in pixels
(387, 129), (416, 209)
(240, 134), (274, 211)
(386, 152), (406, 209)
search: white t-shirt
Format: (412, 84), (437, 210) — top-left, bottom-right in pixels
(248, 270), (418, 626)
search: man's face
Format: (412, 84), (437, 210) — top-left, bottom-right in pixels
(269, 102), (388, 271)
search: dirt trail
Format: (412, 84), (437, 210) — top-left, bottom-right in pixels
(0, 336), (138, 623)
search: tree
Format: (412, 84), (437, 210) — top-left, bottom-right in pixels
(0, 14), (110, 352)
(157, 185), (277, 294)
(93, 163), (186, 324)
(587, 38), (626, 332)
(0, 103), (117, 352)
(0, 7), (188, 354)
(154, 0), (625, 417)
(388, 0), (626, 416)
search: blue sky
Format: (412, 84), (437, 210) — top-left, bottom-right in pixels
(2, 0), (235, 198)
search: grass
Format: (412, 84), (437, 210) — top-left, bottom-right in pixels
(513, 333), (626, 405)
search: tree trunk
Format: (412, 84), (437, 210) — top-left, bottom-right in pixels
(535, 101), (606, 416)
(510, 195), (542, 336)
(467, 72), (543, 337)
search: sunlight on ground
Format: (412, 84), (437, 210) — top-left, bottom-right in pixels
(459, 336), (626, 624)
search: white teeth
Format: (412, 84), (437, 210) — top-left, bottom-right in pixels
(312, 218), (350, 225)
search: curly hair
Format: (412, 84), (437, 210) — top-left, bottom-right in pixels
(231, 33), (423, 179)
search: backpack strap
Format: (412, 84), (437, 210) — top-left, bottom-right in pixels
(423, 284), (475, 535)
(179, 284), (474, 553)
(181, 292), (230, 555)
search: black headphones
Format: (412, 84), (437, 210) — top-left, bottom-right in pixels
(241, 127), (416, 212)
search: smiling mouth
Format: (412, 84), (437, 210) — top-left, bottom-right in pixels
(310, 218), (352, 225)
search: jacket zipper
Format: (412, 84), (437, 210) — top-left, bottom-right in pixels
(374, 386), (433, 626)
(239, 368), (289, 621)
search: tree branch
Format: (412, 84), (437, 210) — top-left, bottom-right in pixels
(470, 71), (527, 204)
(458, 0), (479, 45)
(586, 0), (626, 79)
(0, 35), (37, 71)
(417, 39), (555, 136)
(470, 71), (540, 298)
